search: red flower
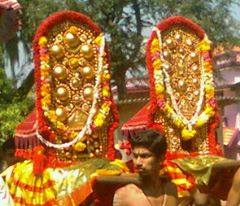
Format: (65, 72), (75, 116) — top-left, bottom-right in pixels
(119, 140), (132, 155)
(151, 52), (160, 61)
(202, 51), (211, 61)
(157, 99), (165, 108)
(208, 98), (217, 108)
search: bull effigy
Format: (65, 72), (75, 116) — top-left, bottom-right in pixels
(2, 10), (127, 206)
(146, 16), (223, 196)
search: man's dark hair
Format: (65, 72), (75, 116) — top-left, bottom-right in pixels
(1, 138), (15, 152)
(129, 130), (167, 158)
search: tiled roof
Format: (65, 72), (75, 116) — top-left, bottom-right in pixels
(117, 96), (240, 105)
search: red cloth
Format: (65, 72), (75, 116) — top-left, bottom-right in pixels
(14, 109), (40, 150)
(121, 103), (149, 138)
(92, 179), (126, 206)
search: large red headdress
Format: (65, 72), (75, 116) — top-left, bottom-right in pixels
(146, 16), (221, 158)
(15, 10), (118, 162)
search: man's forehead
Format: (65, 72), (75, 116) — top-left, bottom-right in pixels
(132, 146), (152, 155)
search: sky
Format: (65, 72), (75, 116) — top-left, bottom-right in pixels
(232, 3), (240, 20)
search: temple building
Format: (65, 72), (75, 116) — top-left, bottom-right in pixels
(214, 45), (240, 159)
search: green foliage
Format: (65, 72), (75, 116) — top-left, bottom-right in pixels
(141, 0), (240, 43)
(17, 0), (240, 95)
(0, 69), (12, 103)
(0, 68), (34, 145)
(0, 98), (34, 146)
(18, 0), (85, 43)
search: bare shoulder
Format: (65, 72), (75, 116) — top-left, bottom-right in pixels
(163, 178), (177, 197)
(113, 184), (139, 206)
(161, 178), (178, 206)
(232, 168), (240, 189)
(115, 184), (139, 196)
(234, 168), (240, 180)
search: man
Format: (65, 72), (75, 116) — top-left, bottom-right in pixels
(0, 138), (17, 206)
(0, 0), (20, 10)
(113, 130), (178, 206)
(226, 168), (240, 206)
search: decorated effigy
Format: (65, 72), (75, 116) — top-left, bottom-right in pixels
(122, 16), (240, 199)
(145, 16), (234, 197)
(146, 16), (221, 157)
(2, 10), (128, 206)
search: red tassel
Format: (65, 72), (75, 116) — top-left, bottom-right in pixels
(208, 112), (222, 156)
(32, 146), (47, 175)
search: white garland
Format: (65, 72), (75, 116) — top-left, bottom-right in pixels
(36, 34), (105, 149)
(153, 27), (206, 130)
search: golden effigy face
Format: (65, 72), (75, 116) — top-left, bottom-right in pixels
(161, 26), (201, 119)
(149, 25), (212, 154)
(47, 23), (98, 131)
(37, 20), (115, 161)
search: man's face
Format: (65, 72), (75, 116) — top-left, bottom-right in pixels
(133, 146), (160, 177)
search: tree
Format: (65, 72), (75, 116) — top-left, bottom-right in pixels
(0, 67), (34, 146)
(8, 0), (240, 98)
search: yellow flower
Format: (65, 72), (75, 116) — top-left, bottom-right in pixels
(39, 37), (48, 46)
(197, 42), (210, 51)
(68, 26), (78, 34)
(164, 104), (173, 113)
(151, 39), (160, 53)
(205, 85), (215, 97)
(94, 117), (104, 127)
(102, 87), (110, 97)
(205, 92), (214, 99)
(56, 121), (66, 129)
(205, 106), (214, 115)
(94, 33), (103, 46)
(47, 110), (57, 122)
(173, 117), (184, 128)
(197, 36), (211, 51)
(181, 128), (196, 141)
(155, 84), (164, 94)
(102, 102), (111, 112)
(69, 132), (78, 139)
(152, 39), (159, 47)
(205, 84), (214, 93)
(94, 112), (106, 127)
(103, 73), (111, 80)
(153, 59), (161, 69)
(73, 142), (86, 152)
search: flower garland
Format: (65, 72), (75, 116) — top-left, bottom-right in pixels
(36, 33), (106, 149)
(152, 27), (216, 141)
